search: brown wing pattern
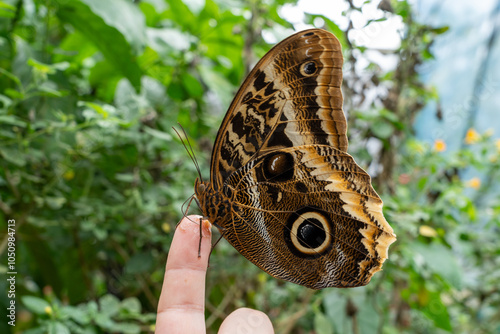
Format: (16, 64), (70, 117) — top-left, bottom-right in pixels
(210, 29), (347, 189)
(222, 146), (395, 289)
(195, 29), (396, 289)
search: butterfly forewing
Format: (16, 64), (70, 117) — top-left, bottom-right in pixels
(210, 29), (348, 188)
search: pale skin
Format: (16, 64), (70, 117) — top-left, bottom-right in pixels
(155, 215), (275, 334)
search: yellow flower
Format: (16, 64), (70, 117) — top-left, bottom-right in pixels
(44, 306), (53, 315)
(464, 128), (480, 144)
(419, 225), (438, 237)
(63, 170), (75, 180)
(433, 139), (446, 152)
(161, 222), (171, 233)
(496, 139), (500, 151)
(466, 177), (481, 189)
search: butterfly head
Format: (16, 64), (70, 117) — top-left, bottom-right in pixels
(194, 177), (232, 229)
(194, 176), (207, 200)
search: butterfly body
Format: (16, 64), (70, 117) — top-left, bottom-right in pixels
(195, 29), (396, 289)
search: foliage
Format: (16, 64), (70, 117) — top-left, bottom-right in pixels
(20, 292), (154, 334)
(0, 0), (499, 333)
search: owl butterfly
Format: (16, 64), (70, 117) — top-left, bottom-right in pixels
(194, 28), (396, 289)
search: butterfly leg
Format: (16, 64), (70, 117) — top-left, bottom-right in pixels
(209, 223), (225, 254)
(202, 222), (224, 268)
(198, 216), (203, 258)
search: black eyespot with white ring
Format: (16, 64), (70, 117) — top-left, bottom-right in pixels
(284, 208), (334, 258)
(301, 61), (317, 76)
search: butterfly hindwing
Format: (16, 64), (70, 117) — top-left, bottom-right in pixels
(222, 145), (394, 289)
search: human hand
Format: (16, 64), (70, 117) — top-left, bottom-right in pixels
(155, 215), (274, 333)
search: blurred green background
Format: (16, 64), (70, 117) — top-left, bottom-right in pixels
(1, 0), (499, 333)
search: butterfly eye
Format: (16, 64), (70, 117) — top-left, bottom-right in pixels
(301, 61), (317, 76)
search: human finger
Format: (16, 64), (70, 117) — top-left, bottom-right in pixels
(155, 215), (212, 334)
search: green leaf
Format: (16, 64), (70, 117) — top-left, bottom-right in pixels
(165, 0), (196, 30)
(4, 88), (24, 99)
(372, 119), (394, 139)
(121, 297), (142, 314)
(48, 322), (71, 334)
(412, 242), (462, 289)
(20, 327), (46, 334)
(80, 0), (146, 53)
(45, 197), (67, 210)
(314, 311), (334, 334)
(56, 0), (144, 91)
(61, 305), (91, 325)
(109, 322), (142, 334)
(27, 58), (70, 74)
(356, 296), (380, 334)
(82, 102), (109, 118)
(181, 73), (203, 98)
(99, 294), (121, 317)
(420, 290), (452, 331)
(0, 115), (27, 127)
(115, 173), (136, 183)
(323, 291), (347, 333)
(86, 300), (99, 316)
(0, 68), (23, 91)
(0, 148), (26, 167)
(22, 296), (50, 315)
(0, 1), (16, 19)
(167, 80), (187, 101)
(94, 312), (116, 329)
(37, 83), (67, 97)
(198, 65), (234, 107)
(432, 26), (450, 34)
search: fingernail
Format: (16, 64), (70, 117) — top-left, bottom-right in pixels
(178, 216), (211, 238)
(202, 219), (212, 238)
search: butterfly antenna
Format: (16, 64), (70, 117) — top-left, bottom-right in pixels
(172, 125), (203, 182)
(179, 125), (203, 180)
(180, 194), (194, 218)
(177, 194), (199, 226)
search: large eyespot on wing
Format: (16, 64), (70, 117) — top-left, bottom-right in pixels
(209, 29), (348, 189)
(221, 146), (396, 289)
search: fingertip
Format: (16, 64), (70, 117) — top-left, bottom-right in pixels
(177, 215), (212, 239)
(166, 214), (212, 272)
(219, 308), (274, 334)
